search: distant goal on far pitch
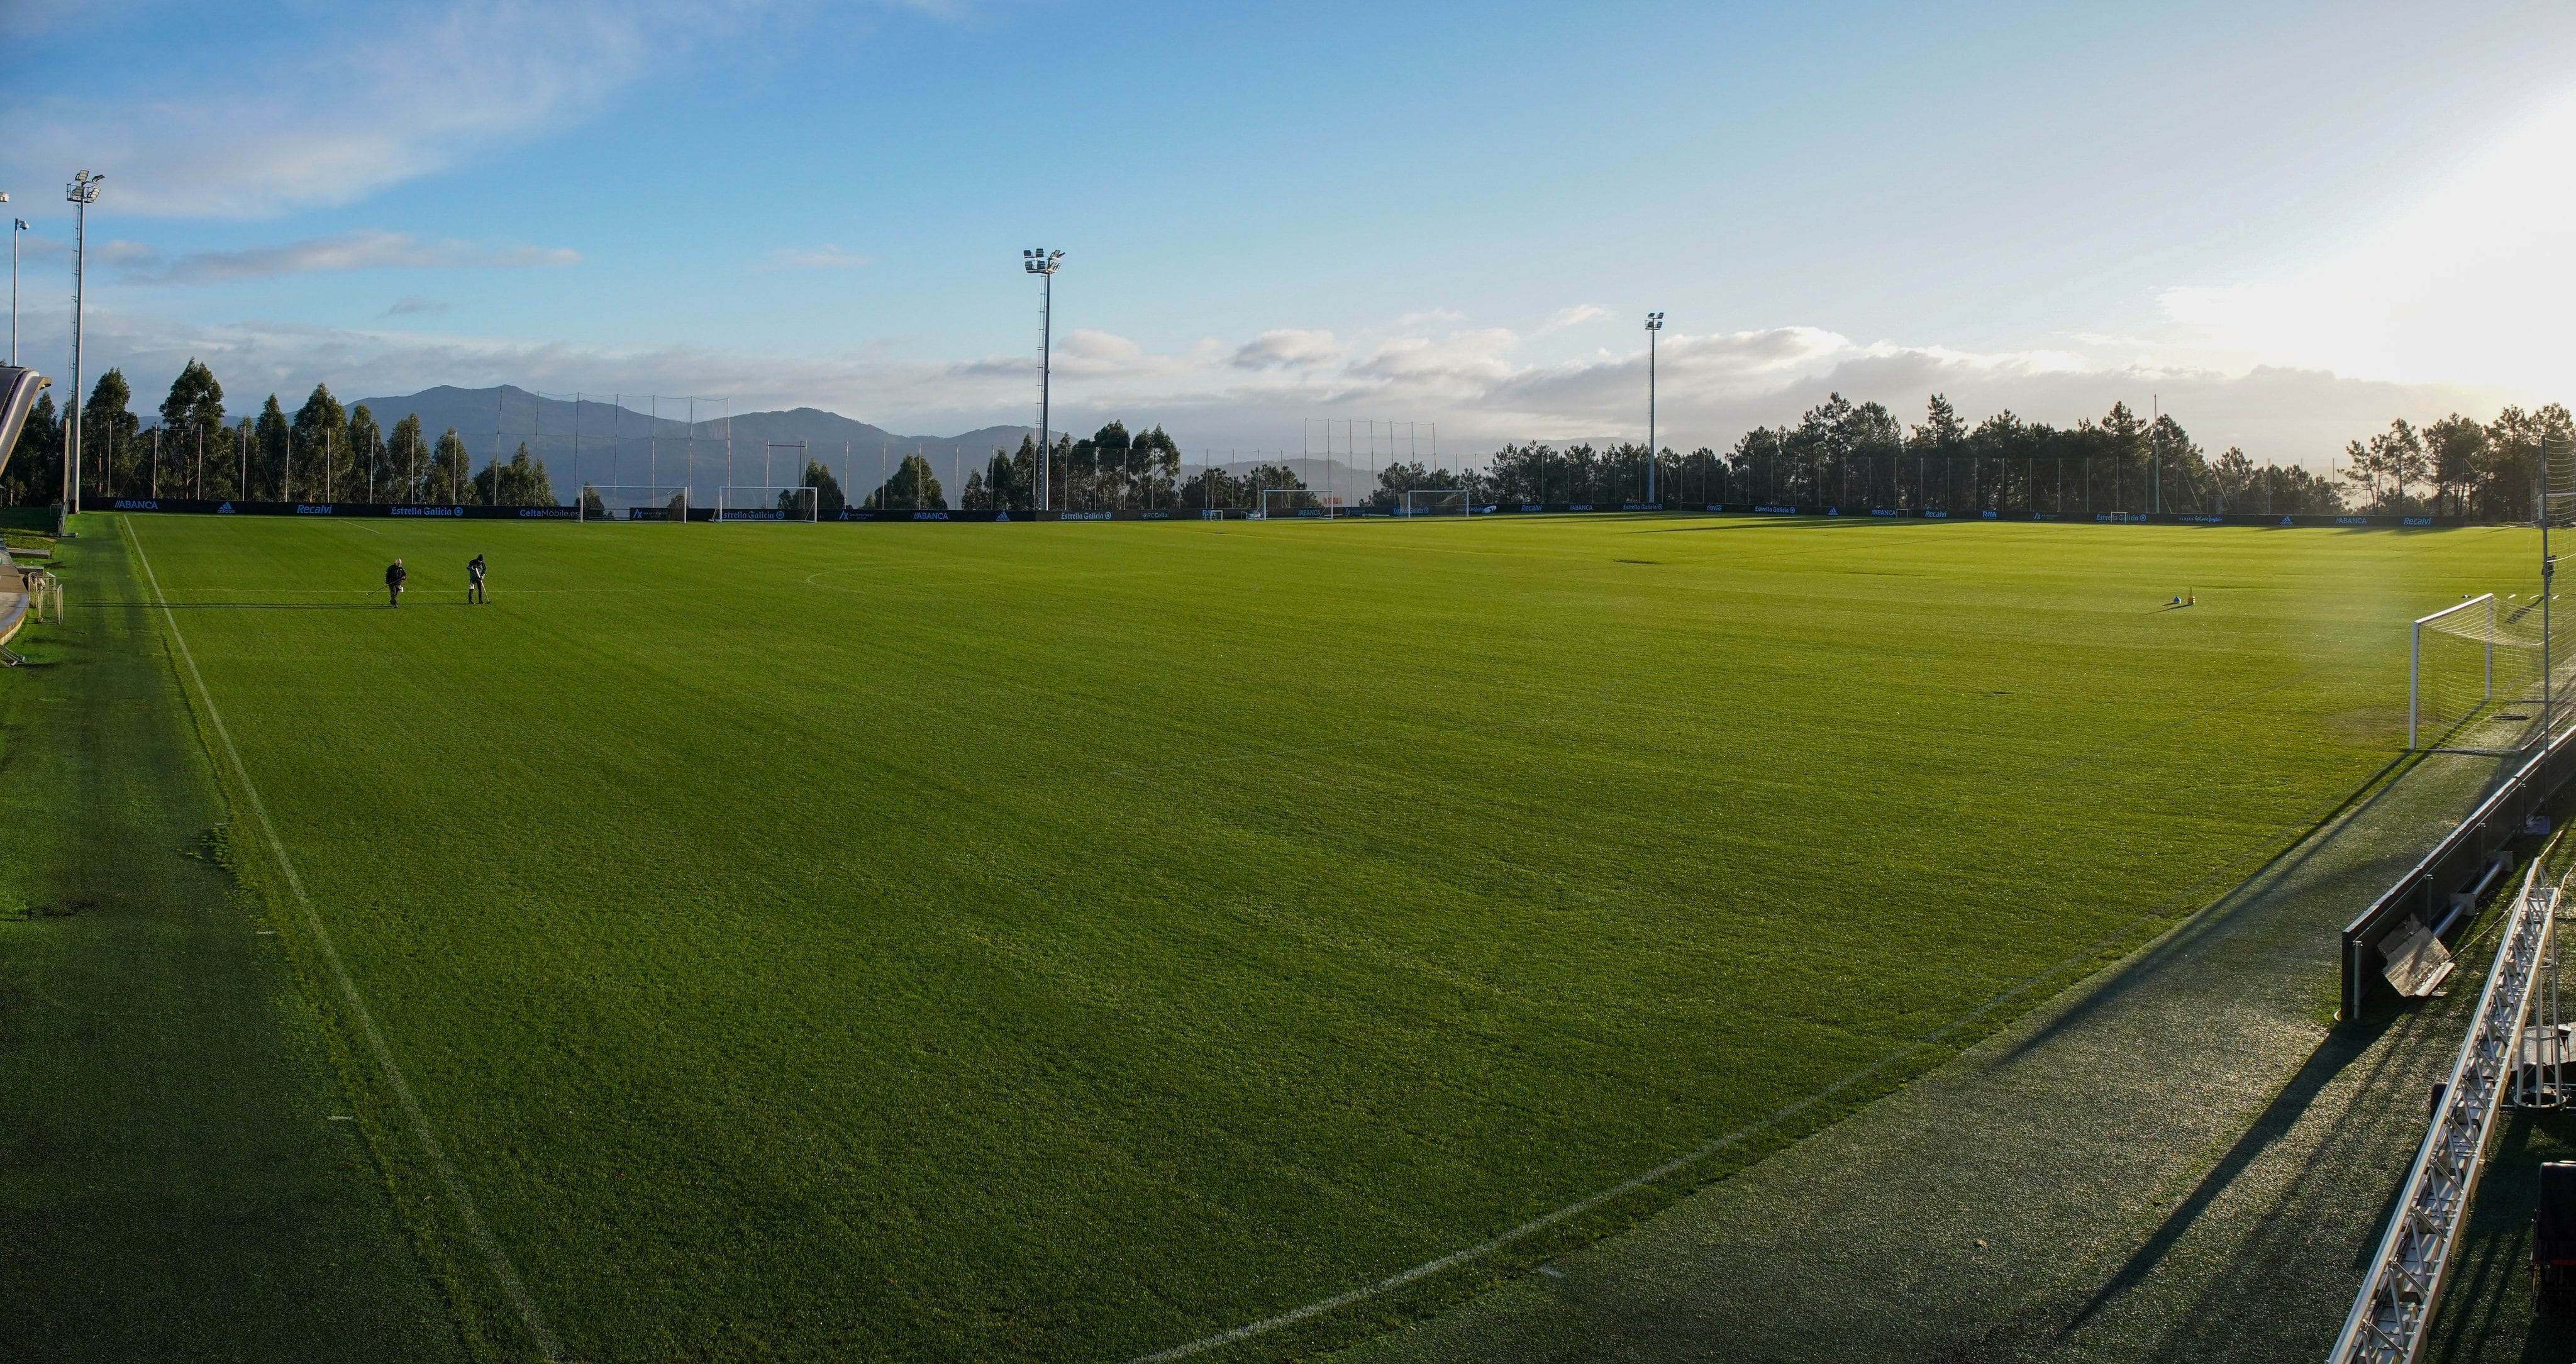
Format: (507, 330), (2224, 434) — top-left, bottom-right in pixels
(1257, 489), (1353, 521)
(2409, 592), (2576, 753)
(1401, 489), (1470, 518)
(579, 485), (690, 522)
(716, 486), (820, 522)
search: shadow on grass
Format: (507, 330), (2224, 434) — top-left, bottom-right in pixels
(2060, 1016), (2397, 1335)
(1997, 750), (2419, 1066)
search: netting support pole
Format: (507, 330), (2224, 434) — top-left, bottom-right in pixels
(2411, 620), (2422, 750)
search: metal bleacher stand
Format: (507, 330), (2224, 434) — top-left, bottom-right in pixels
(2331, 857), (2562, 1363)
(0, 365), (55, 665)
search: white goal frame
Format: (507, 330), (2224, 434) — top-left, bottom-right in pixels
(1258, 488), (1345, 521)
(1402, 488), (1469, 518)
(2411, 593), (2499, 750)
(578, 484), (690, 522)
(716, 485), (820, 523)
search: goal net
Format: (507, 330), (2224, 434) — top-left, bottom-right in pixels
(2412, 593), (2576, 752)
(716, 485), (819, 522)
(1401, 489), (1468, 518)
(579, 484), (689, 522)
(1258, 488), (1344, 520)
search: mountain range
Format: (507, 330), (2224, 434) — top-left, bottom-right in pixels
(349, 386), (1035, 489)
(348, 385), (1412, 496)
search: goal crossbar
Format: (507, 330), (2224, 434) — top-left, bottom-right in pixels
(716, 485), (821, 522)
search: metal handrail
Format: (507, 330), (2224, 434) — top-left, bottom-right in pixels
(2329, 856), (2559, 1363)
(2343, 721), (2576, 1025)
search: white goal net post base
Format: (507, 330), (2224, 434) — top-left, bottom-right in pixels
(1257, 488), (1351, 521)
(1401, 489), (1470, 518)
(2411, 592), (2576, 753)
(578, 485), (691, 521)
(716, 485), (821, 522)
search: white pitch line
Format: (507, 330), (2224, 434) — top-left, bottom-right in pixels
(1123, 767), (2368, 1363)
(125, 518), (567, 1361)
(1124, 950), (2070, 1361)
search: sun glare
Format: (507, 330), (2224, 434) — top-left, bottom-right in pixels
(2161, 88), (2576, 392)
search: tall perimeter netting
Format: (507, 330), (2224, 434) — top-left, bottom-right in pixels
(2412, 594), (2575, 753)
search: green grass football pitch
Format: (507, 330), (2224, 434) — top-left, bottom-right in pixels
(115, 511), (2527, 1361)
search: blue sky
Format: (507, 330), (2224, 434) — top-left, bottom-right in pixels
(7, 0), (2575, 462)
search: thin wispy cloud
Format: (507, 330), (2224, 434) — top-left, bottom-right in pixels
(764, 245), (870, 269)
(13, 4), (646, 218)
(386, 296), (450, 317)
(113, 231), (579, 285)
(1230, 330), (1340, 370)
(4, 1), (940, 219)
(1535, 304), (1611, 335)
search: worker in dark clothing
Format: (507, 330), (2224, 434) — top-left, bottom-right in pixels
(467, 553), (487, 605)
(386, 558), (408, 607)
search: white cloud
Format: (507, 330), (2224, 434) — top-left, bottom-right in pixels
(1230, 329), (1341, 370)
(2158, 87), (2576, 393)
(765, 245), (870, 269)
(34, 302), (2528, 472)
(386, 296), (450, 317)
(1350, 330), (1521, 389)
(1052, 328), (1201, 380)
(113, 231), (579, 285)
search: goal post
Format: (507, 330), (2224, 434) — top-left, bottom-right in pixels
(716, 485), (819, 522)
(2411, 595), (2494, 749)
(578, 484), (690, 522)
(1401, 488), (1468, 518)
(2407, 593), (2575, 753)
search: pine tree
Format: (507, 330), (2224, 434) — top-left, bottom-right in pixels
(799, 459), (846, 513)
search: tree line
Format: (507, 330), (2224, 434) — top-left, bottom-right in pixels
(11, 361), (2568, 521)
(0, 360), (560, 507)
(849, 402), (2576, 519)
(1423, 395), (2573, 518)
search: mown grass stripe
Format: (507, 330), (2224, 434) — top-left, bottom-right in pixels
(1121, 750), (2384, 1361)
(126, 516), (566, 1362)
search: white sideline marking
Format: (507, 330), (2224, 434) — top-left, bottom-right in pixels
(1123, 781), (2352, 1363)
(126, 519), (567, 1361)
(1124, 960), (2067, 1361)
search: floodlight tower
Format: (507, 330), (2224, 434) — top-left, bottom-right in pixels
(3, 194), (19, 364)
(1024, 248), (1064, 511)
(9, 213), (28, 365)
(1644, 311), (1664, 504)
(65, 170), (101, 516)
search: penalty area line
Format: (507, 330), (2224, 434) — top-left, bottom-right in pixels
(124, 518), (567, 1361)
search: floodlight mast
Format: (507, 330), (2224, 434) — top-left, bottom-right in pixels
(4, 195), (20, 365)
(64, 171), (101, 516)
(1024, 248), (1063, 512)
(1644, 311), (1664, 504)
